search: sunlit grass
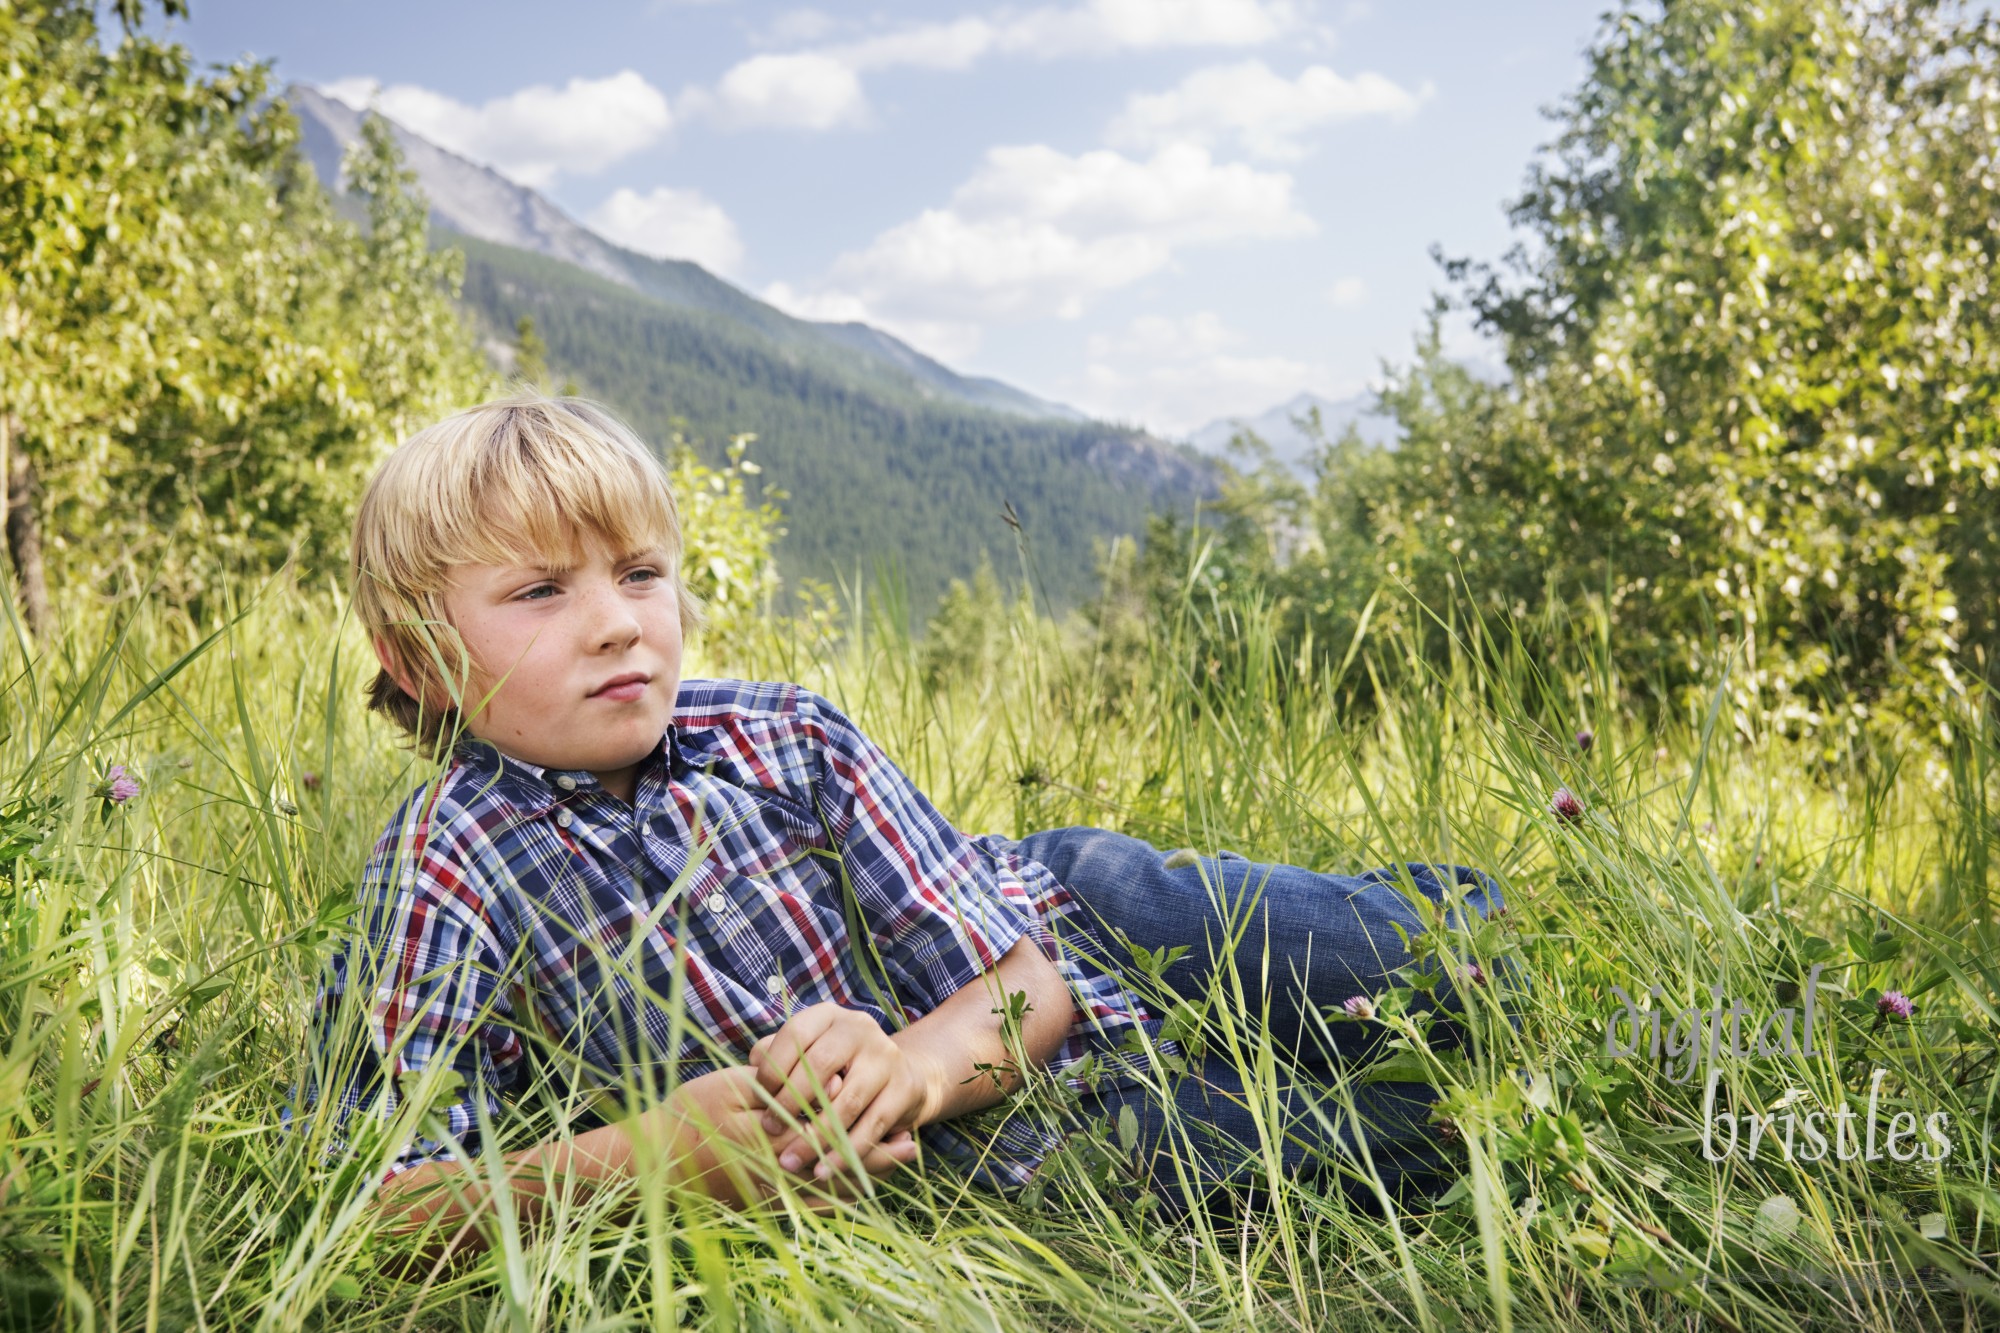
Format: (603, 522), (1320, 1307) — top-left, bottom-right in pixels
(1, 560), (1995, 1331)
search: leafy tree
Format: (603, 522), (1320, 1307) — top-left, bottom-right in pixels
(920, 553), (1016, 692)
(512, 314), (548, 389)
(0, 3), (493, 623)
(1438, 0), (2000, 745)
(668, 431), (785, 656)
(1190, 0), (2000, 749)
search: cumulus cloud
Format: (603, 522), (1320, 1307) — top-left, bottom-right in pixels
(789, 144), (1312, 334)
(1108, 59), (1428, 160)
(760, 145), (1309, 362)
(587, 186), (746, 277)
(839, 17), (997, 71)
(683, 51), (870, 130)
(997, 0), (1301, 57)
(322, 72), (672, 188)
(695, 0), (1305, 134)
(757, 8), (841, 45)
(762, 282), (985, 362)
(834, 0), (1302, 70)
(1071, 312), (1319, 435)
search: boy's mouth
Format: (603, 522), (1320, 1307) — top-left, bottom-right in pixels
(589, 672), (651, 701)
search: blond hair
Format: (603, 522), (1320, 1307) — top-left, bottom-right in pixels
(352, 392), (706, 754)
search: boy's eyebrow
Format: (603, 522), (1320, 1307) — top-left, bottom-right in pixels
(485, 545), (666, 574)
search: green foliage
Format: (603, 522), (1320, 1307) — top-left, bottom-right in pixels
(511, 314), (548, 390)
(0, 7), (494, 605)
(670, 431), (786, 657)
(919, 553), (1020, 692)
(1153, 0), (2000, 755)
(1431, 0), (1998, 745)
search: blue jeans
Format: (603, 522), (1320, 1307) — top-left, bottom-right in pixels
(1004, 825), (1510, 1208)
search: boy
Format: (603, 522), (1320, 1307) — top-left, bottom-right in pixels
(312, 393), (1506, 1248)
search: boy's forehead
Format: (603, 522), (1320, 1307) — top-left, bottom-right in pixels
(454, 527), (669, 574)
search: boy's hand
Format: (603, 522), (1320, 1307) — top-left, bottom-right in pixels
(659, 1064), (918, 1207)
(749, 1002), (945, 1181)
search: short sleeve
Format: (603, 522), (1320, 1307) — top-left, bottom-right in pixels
(797, 688), (1034, 1017)
(304, 798), (527, 1180)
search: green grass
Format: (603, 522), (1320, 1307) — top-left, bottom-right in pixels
(1, 564), (1996, 1331)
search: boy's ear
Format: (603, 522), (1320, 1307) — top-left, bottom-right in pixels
(372, 634), (424, 703)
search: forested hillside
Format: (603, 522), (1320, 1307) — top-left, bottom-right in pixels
(288, 83), (1087, 426)
(454, 235), (1216, 616)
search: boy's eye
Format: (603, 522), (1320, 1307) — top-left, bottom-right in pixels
(519, 583), (557, 601)
(624, 567), (661, 585)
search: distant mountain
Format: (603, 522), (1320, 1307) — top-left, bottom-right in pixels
(1186, 391), (1399, 477)
(287, 84), (1085, 425)
(284, 83), (1216, 617)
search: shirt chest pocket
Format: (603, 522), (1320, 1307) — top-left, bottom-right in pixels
(698, 849), (851, 968)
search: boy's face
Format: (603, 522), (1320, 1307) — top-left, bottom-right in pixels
(398, 537), (683, 801)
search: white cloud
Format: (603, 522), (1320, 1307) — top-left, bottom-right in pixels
(697, 0), (1305, 135)
(997, 0), (1301, 57)
(834, 211), (1172, 322)
(323, 72), (672, 188)
(1071, 312), (1319, 434)
(791, 144), (1311, 331)
(1108, 59), (1428, 160)
(762, 281), (873, 324)
(685, 51), (870, 130)
(762, 282), (985, 362)
(319, 76), (384, 111)
(840, 17), (997, 71)
(834, 0), (1300, 70)
(587, 187), (746, 277)
(1088, 311), (1241, 359)
(758, 8), (841, 45)
(1328, 276), (1367, 307)
(951, 143), (1309, 241)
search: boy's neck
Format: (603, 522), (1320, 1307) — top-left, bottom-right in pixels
(595, 768), (638, 805)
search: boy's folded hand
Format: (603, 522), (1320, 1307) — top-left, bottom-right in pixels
(660, 1065), (917, 1207)
(749, 1001), (943, 1181)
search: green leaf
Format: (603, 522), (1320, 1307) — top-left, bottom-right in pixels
(1358, 1052), (1439, 1086)
(186, 979), (230, 1011)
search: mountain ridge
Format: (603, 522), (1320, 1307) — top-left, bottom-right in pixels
(287, 83), (1087, 425)
(1186, 390), (1400, 477)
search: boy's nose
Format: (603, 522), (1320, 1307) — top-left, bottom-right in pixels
(582, 583), (642, 650)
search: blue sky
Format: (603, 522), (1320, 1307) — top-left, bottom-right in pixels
(162, 0), (1612, 435)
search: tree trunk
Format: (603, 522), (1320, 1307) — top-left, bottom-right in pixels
(4, 429), (52, 640)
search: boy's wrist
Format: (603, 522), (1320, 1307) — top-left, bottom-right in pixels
(888, 1032), (951, 1127)
(635, 1070), (760, 1203)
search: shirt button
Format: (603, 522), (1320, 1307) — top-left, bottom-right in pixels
(765, 975), (785, 995)
(555, 775), (576, 791)
(705, 892), (727, 913)
(555, 808), (573, 829)
(641, 820), (653, 838)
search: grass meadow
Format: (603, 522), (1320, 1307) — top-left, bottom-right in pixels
(1, 562), (1996, 1332)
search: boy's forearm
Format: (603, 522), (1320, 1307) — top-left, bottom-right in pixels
(890, 935), (1076, 1126)
(372, 1118), (643, 1265)
(372, 1071), (764, 1259)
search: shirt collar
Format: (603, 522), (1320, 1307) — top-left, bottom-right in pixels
(449, 725), (685, 817)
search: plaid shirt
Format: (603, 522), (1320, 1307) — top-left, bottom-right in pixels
(308, 678), (1157, 1189)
